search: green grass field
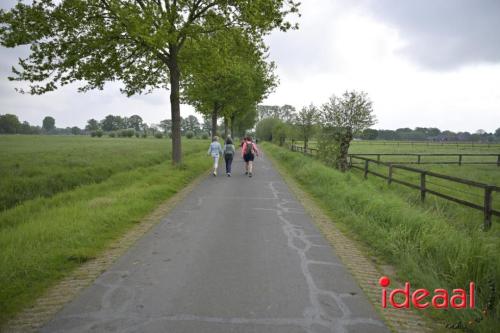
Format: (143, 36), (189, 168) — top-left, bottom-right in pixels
(0, 136), (211, 325)
(264, 142), (500, 332)
(0, 135), (209, 211)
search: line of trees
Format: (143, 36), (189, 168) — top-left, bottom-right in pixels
(360, 127), (500, 142)
(0, 0), (300, 164)
(0, 114), (82, 135)
(257, 91), (376, 171)
(256, 92), (500, 171)
(0, 113), (210, 138)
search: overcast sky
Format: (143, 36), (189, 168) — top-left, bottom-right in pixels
(1, 0), (499, 132)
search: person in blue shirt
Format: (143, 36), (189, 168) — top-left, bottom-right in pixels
(207, 136), (223, 176)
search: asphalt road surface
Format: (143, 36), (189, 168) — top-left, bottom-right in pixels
(41, 154), (390, 333)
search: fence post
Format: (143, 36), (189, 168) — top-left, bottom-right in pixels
(483, 186), (492, 231)
(377, 154), (380, 163)
(349, 155), (352, 167)
(364, 160), (369, 179)
(417, 155), (421, 164)
(420, 172), (426, 202)
(458, 154), (462, 166)
(497, 155), (500, 167)
(388, 164), (393, 185)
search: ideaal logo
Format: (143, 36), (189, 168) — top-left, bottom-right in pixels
(379, 276), (475, 309)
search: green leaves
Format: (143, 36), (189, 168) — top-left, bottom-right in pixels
(321, 91), (376, 134)
(0, 0), (300, 162)
(181, 27), (276, 129)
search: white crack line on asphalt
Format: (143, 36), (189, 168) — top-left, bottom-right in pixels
(253, 207), (307, 214)
(200, 195), (279, 200)
(267, 181), (386, 333)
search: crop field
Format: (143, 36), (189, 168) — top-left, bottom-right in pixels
(265, 142), (500, 332)
(0, 135), (211, 324)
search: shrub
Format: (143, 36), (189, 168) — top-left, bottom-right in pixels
(109, 132), (116, 138)
(125, 129), (135, 137)
(185, 131), (194, 139)
(90, 131), (97, 137)
(135, 132), (140, 138)
(154, 133), (163, 139)
(201, 133), (209, 140)
(117, 128), (135, 138)
(256, 117), (282, 141)
(141, 132), (147, 138)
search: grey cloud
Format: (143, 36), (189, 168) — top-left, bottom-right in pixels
(366, 0), (500, 69)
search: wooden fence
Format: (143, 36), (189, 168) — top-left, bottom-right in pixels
(351, 140), (500, 148)
(290, 145), (500, 166)
(289, 144), (500, 230)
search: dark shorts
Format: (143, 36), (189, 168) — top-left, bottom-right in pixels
(243, 153), (254, 162)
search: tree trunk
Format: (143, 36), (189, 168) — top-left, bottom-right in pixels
(304, 136), (308, 150)
(223, 117), (228, 138)
(211, 103), (219, 138)
(338, 129), (353, 172)
(168, 53), (182, 165)
(230, 114), (235, 138)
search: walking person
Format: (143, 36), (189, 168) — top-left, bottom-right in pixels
(207, 136), (223, 176)
(241, 136), (259, 177)
(223, 136), (235, 177)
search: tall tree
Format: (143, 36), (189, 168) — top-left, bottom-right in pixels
(183, 28), (276, 138)
(0, 0), (299, 164)
(100, 115), (123, 131)
(0, 114), (21, 134)
(294, 104), (319, 149)
(279, 104), (296, 122)
(20, 121), (32, 134)
(257, 105), (281, 120)
(128, 115), (143, 131)
(320, 91), (376, 171)
(201, 116), (212, 136)
(159, 119), (172, 135)
(42, 116), (55, 132)
(185, 115), (201, 134)
(85, 119), (100, 132)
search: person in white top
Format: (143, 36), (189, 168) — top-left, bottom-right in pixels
(207, 136), (223, 176)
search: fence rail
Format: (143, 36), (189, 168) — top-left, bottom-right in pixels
(301, 140), (500, 148)
(289, 144), (500, 230)
(289, 145), (500, 166)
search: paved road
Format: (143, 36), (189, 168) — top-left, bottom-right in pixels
(41, 153), (390, 333)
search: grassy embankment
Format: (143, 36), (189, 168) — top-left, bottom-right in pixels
(264, 142), (499, 333)
(0, 136), (211, 325)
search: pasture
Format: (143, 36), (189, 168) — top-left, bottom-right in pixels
(295, 140), (500, 183)
(292, 140), (500, 227)
(0, 135), (208, 211)
(0, 135), (211, 325)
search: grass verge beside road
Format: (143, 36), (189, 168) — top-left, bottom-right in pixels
(263, 142), (499, 333)
(0, 148), (211, 325)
